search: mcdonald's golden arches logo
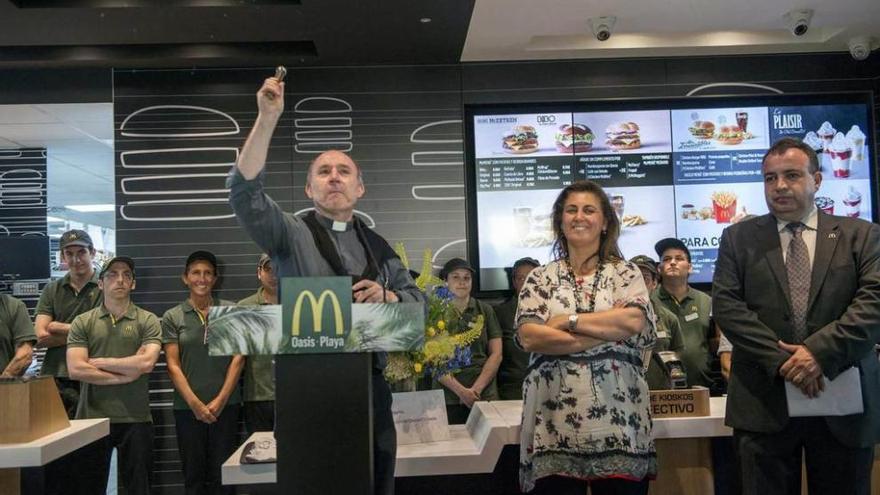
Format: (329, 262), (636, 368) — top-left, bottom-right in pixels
(291, 289), (344, 336)
(282, 277), (352, 345)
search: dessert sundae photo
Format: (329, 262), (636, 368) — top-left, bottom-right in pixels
(817, 121), (836, 149)
(815, 196), (834, 215)
(502, 125), (539, 154)
(605, 122), (641, 150)
(801, 131), (825, 155)
(555, 123), (594, 153)
(846, 125), (866, 162)
(827, 132), (852, 178)
(843, 187), (862, 218)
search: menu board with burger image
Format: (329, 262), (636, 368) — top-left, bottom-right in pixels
(573, 110), (674, 187)
(473, 113), (578, 191)
(670, 107), (770, 184)
(467, 96), (876, 291)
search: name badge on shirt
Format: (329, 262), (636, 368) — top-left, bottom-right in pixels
(656, 331), (669, 339)
(684, 312), (699, 322)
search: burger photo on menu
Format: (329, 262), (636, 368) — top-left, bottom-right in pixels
(502, 125), (539, 154)
(672, 108), (769, 152)
(715, 125), (744, 145)
(556, 123), (594, 153)
(689, 120), (716, 140)
(605, 122), (641, 150)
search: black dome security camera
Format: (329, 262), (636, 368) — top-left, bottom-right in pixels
(784, 9), (813, 37)
(589, 16), (616, 42)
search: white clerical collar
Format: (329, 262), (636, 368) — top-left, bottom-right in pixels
(314, 211), (355, 232)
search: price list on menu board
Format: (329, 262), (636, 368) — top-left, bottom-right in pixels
(477, 157), (575, 191)
(576, 153), (673, 187)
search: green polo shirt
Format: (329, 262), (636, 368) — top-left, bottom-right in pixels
(654, 285), (713, 388)
(36, 272), (102, 378)
(238, 289), (275, 402)
(0, 295), (36, 373)
(493, 296), (530, 400)
(645, 294), (686, 390)
(434, 298), (503, 405)
(67, 303), (161, 423)
(162, 300), (240, 410)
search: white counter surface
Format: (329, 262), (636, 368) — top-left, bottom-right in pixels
(223, 397), (731, 485)
(0, 418), (110, 469)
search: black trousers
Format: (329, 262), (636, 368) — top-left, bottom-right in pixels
(55, 377), (81, 419)
(73, 422), (153, 495)
(712, 436), (740, 495)
(37, 379), (84, 494)
(174, 403), (241, 495)
(373, 373), (397, 495)
(530, 475), (649, 495)
(735, 417), (873, 495)
(244, 400), (275, 435)
(445, 404), (472, 425)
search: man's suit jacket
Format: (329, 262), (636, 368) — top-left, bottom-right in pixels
(712, 211), (880, 448)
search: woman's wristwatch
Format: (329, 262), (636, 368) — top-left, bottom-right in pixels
(568, 314), (578, 333)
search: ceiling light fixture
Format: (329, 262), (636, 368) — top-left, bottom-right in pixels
(420, 17), (432, 24)
(66, 204), (115, 212)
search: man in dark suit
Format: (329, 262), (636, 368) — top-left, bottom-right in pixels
(712, 137), (880, 495)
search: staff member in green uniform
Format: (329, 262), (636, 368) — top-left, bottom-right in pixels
(163, 250), (244, 495)
(238, 253), (277, 433)
(493, 257), (539, 400)
(630, 255), (686, 390)
(67, 256), (162, 495)
(435, 258), (502, 424)
(35, 229), (102, 416)
(0, 293), (35, 377)
(653, 238), (714, 388)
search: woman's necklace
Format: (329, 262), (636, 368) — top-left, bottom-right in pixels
(567, 257), (603, 313)
(188, 297), (213, 345)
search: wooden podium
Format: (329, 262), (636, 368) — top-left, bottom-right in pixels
(0, 376), (77, 495)
(0, 376), (69, 443)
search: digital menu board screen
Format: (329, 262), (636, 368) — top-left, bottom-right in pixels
(465, 94), (876, 293)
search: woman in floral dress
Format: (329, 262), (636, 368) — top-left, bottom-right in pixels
(516, 180), (657, 494)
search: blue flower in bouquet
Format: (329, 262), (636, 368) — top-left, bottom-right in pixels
(383, 245), (484, 385)
(434, 286), (454, 301)
(450, 345), (473, 369)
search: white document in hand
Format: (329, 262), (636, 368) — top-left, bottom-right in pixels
(785, 366), (864, 417)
